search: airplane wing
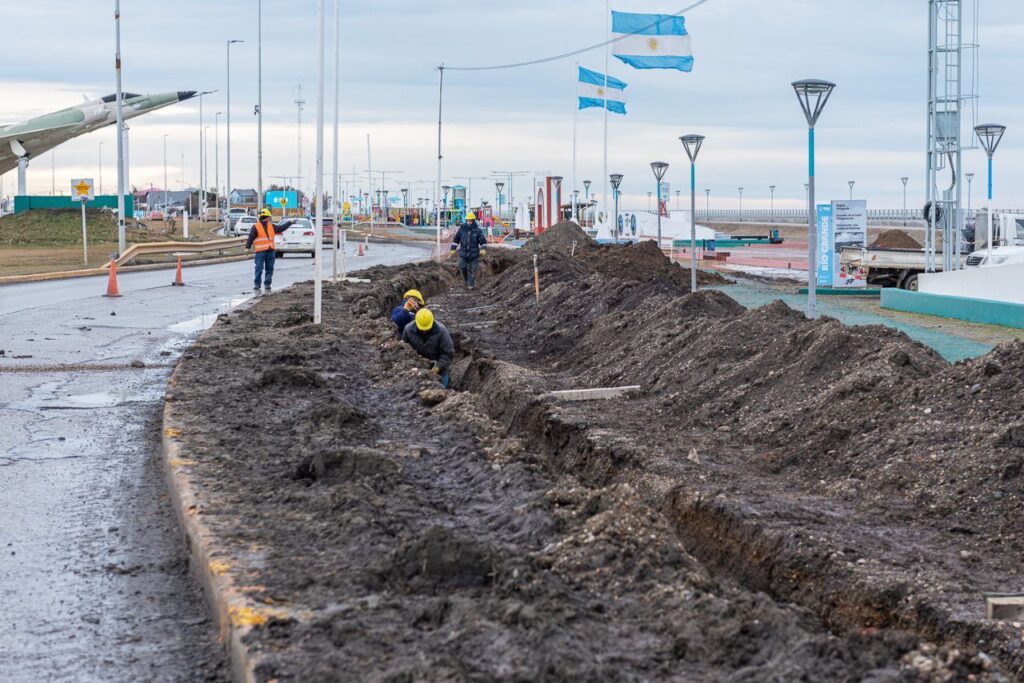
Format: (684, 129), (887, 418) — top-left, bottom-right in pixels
(0, 109), (86, 175)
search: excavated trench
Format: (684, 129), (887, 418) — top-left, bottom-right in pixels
(169, 223), (1023, 681)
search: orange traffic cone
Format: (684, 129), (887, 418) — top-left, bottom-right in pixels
(103, 259), (122, 297)
(358, 242), (364, 257)
(172, 256), (185, 286)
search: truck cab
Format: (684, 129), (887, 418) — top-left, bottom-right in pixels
(965, 245), (1024, 268)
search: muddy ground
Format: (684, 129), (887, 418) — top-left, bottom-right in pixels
(171, 223), (1022, 681)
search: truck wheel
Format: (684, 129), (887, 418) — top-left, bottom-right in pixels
(902, 273), (919, 291)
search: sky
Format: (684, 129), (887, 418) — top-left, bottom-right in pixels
(0, 0), (1021, 211)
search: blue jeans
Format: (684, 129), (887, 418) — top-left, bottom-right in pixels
(458, 256), (479, 288)
(254, 250), (275, 289)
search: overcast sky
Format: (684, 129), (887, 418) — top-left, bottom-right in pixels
(1, 0), (1021, 210)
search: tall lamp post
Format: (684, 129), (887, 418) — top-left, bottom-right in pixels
(214, 113), (222, 207)
(965, 173), (974, 218)
(704, 188), (710, 216)
(225, 39), (244, 228)
(162, 134), (169, 216)
(441, 185), (451, 226)
(680, 134), (705, 293)
(848, 180), (855, 200)
(646, 192), (652, 212)
(738, 187), (743, 215)
(609, 173), (623, 244)
(975, 123), (1007, 262)
(792, 78), (836, 319)
(650, 161), (669, 248)
(769, 185), (776, 229)
(583, 179), (591, 207)
(98, 141), (104, 195)
(495, 181), (504, 220)
(900, 177), (909, 226)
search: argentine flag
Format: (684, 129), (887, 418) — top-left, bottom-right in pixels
(611, 11), (694, 72)
(578, 66), (628, 115)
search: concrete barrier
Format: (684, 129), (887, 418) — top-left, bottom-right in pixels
(881, 288), (1024, 329)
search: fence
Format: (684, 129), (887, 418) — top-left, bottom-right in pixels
(694, 208), (1024, 227)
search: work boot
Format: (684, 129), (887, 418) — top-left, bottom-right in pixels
(264, 286), (272, 295)
(253, 287), (262, 297)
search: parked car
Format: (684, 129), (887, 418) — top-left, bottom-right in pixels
(321, 217), (337, 244)
(225, 207), (249, 231)
(274, 218), (316, 257)
(233, 215), (258, 237)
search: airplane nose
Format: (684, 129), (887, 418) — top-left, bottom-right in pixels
(178, 90), (197, 101)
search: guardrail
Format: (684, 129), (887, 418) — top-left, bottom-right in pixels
(104, 237), (247, 268)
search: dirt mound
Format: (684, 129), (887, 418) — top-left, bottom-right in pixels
(870, 229), (922, 249)
(526, 220), (597, 255)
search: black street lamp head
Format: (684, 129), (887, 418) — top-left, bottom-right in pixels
(679, 134), (705, 163)
(551, 176), (563, 191)
(495, 182), (504, 192)
(650, 161), (669, 181)
(583, 179), (592, 190)
(901, 176), (908, 185)
(609, 173), (623, 190)
(770, 185), (776, 192)
(975, 124), (1006, 158)
(792, 79), (836, 128)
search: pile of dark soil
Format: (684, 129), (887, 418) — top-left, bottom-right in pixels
(871, 229), (922, 249)
(525, 220), (598, 255)
(170, 234), (1023, 680)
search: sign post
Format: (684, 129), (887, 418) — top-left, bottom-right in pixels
(72, 178), (95, 265)
(830, 199), (867, 288)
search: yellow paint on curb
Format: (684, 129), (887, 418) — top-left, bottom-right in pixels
(169, 457), (197, 468)
(209, 559), (231, 575)
(164, 426), (181, 438)
(229, 605), (290, 628)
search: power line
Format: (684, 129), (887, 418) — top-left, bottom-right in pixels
(443, 0), (710, 72)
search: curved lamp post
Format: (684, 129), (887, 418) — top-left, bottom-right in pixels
(901, 177), (909, 226)
(792, 78), (836, 319)
(680, 135), (705, 292)
(651, 162), (669, 248)
(609, 173), (623, 244)
(975, 123), (1006, 262)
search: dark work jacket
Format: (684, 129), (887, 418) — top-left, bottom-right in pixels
(401, 320), (455, 371)
(450, 222), (487, 260)
(390, 305), (416, 336)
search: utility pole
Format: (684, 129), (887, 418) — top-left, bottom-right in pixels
(114, 0), (126, 252)
(214, 113), (221, 210)
(257, 0), (263, 211)
(226, 39), (244, 227)
(295, 85), (306, 196)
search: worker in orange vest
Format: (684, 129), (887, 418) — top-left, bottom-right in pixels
(246, 208), (276, 295)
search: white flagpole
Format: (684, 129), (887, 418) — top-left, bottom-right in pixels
(572, 62), (578, 223)
(602, 0), (609, 235)
(313, 0), (325, 325)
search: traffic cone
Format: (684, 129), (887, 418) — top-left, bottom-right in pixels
(103, 259), (122, 297)
(172, 256), (185, 286)
(358, 242), (364, 257)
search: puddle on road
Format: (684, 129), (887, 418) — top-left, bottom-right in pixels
(166, 296), (253, 334)
(40, 390), (156, 410)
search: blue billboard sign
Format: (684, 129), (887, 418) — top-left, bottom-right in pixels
(816, 203), (834, 287)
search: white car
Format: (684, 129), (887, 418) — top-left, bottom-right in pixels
(965, 245), (1024, 268)
(274, 218), (316, 257)
(233, 215), (258, 237)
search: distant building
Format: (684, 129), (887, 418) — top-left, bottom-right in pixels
(145, 189), (194, 210)
(230, 188), (258, 206)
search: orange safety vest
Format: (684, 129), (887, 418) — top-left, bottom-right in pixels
(253, 220), (276, 252)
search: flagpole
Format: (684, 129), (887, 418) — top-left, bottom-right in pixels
(572, 61), (578, 223)
(603, 0), (609, 237)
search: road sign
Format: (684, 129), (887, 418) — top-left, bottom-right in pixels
(72, 178), (95, 202)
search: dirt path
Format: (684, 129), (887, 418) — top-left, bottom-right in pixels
(169, 225), (1019, 681)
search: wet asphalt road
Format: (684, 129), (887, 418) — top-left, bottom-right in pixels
(0, 243), (429, 682)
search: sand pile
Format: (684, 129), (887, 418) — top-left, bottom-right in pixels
(870, 229), (922, 249)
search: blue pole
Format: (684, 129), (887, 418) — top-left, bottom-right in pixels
(807, 126), (817, 319)
(656, 180), (662, 246)
(690, 161), (697, 292)
(988, 155), (993, 200)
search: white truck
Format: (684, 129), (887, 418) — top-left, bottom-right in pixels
(965, 214), (1024, 267)
(839, 246), (961, 291)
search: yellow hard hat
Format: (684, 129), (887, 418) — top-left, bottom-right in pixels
(259, 208), (272, 218)
(415, 308), (434, 332)
(466, 211), (476, 221)
(403, 289), (425, 305)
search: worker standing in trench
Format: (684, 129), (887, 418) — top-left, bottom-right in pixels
(246, 208), (276, 295)
(402, 308), (454, 388)
(449, 211), (488, 290)
(390, 289), (426, 337)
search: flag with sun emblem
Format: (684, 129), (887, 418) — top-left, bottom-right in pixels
(578, 66), (628, 115)
(611, 11), (694, 72)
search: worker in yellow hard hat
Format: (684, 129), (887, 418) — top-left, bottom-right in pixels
(401, 308), (454, 388)
(246, 208), (277, 295)
(449, 210), (488, 290)
(390, 288), (426, 337)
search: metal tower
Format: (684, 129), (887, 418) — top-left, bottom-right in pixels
(926, 0), (979, 272)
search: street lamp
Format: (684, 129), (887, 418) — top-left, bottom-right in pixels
(583, 179), (591, 206)
(225, 38), (245, 227)
(401, 187), (409, 224)
(900, 177), (909, 226)
(680, 134), (705, 292)
(609, 173), (623, 244)
(675, 189), (681, 212)
(214, 113), (222, 207)
(975, 123), (1007, 262)
(441, 185), (451, 226)
(738, 187), (743, 215)
(848, 180), (855, 200)
(646, 192), (652, 212)
(650, 161), (669, 247)
(98, 141), (104, 195)
(495, 181), (504, 220)
(705, 188), (710, 215)
(162, 133), (169, 217)
(792, 78), (836, 319)
(769, 185), (776, 228)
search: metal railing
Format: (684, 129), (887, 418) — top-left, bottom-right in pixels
(106, 237), (246, 268)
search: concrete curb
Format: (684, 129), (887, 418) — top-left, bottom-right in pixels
(161, 369), (264, 683)
(0, 253), (251, 287)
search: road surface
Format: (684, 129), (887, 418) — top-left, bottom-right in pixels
(0, 243), (429, 682)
